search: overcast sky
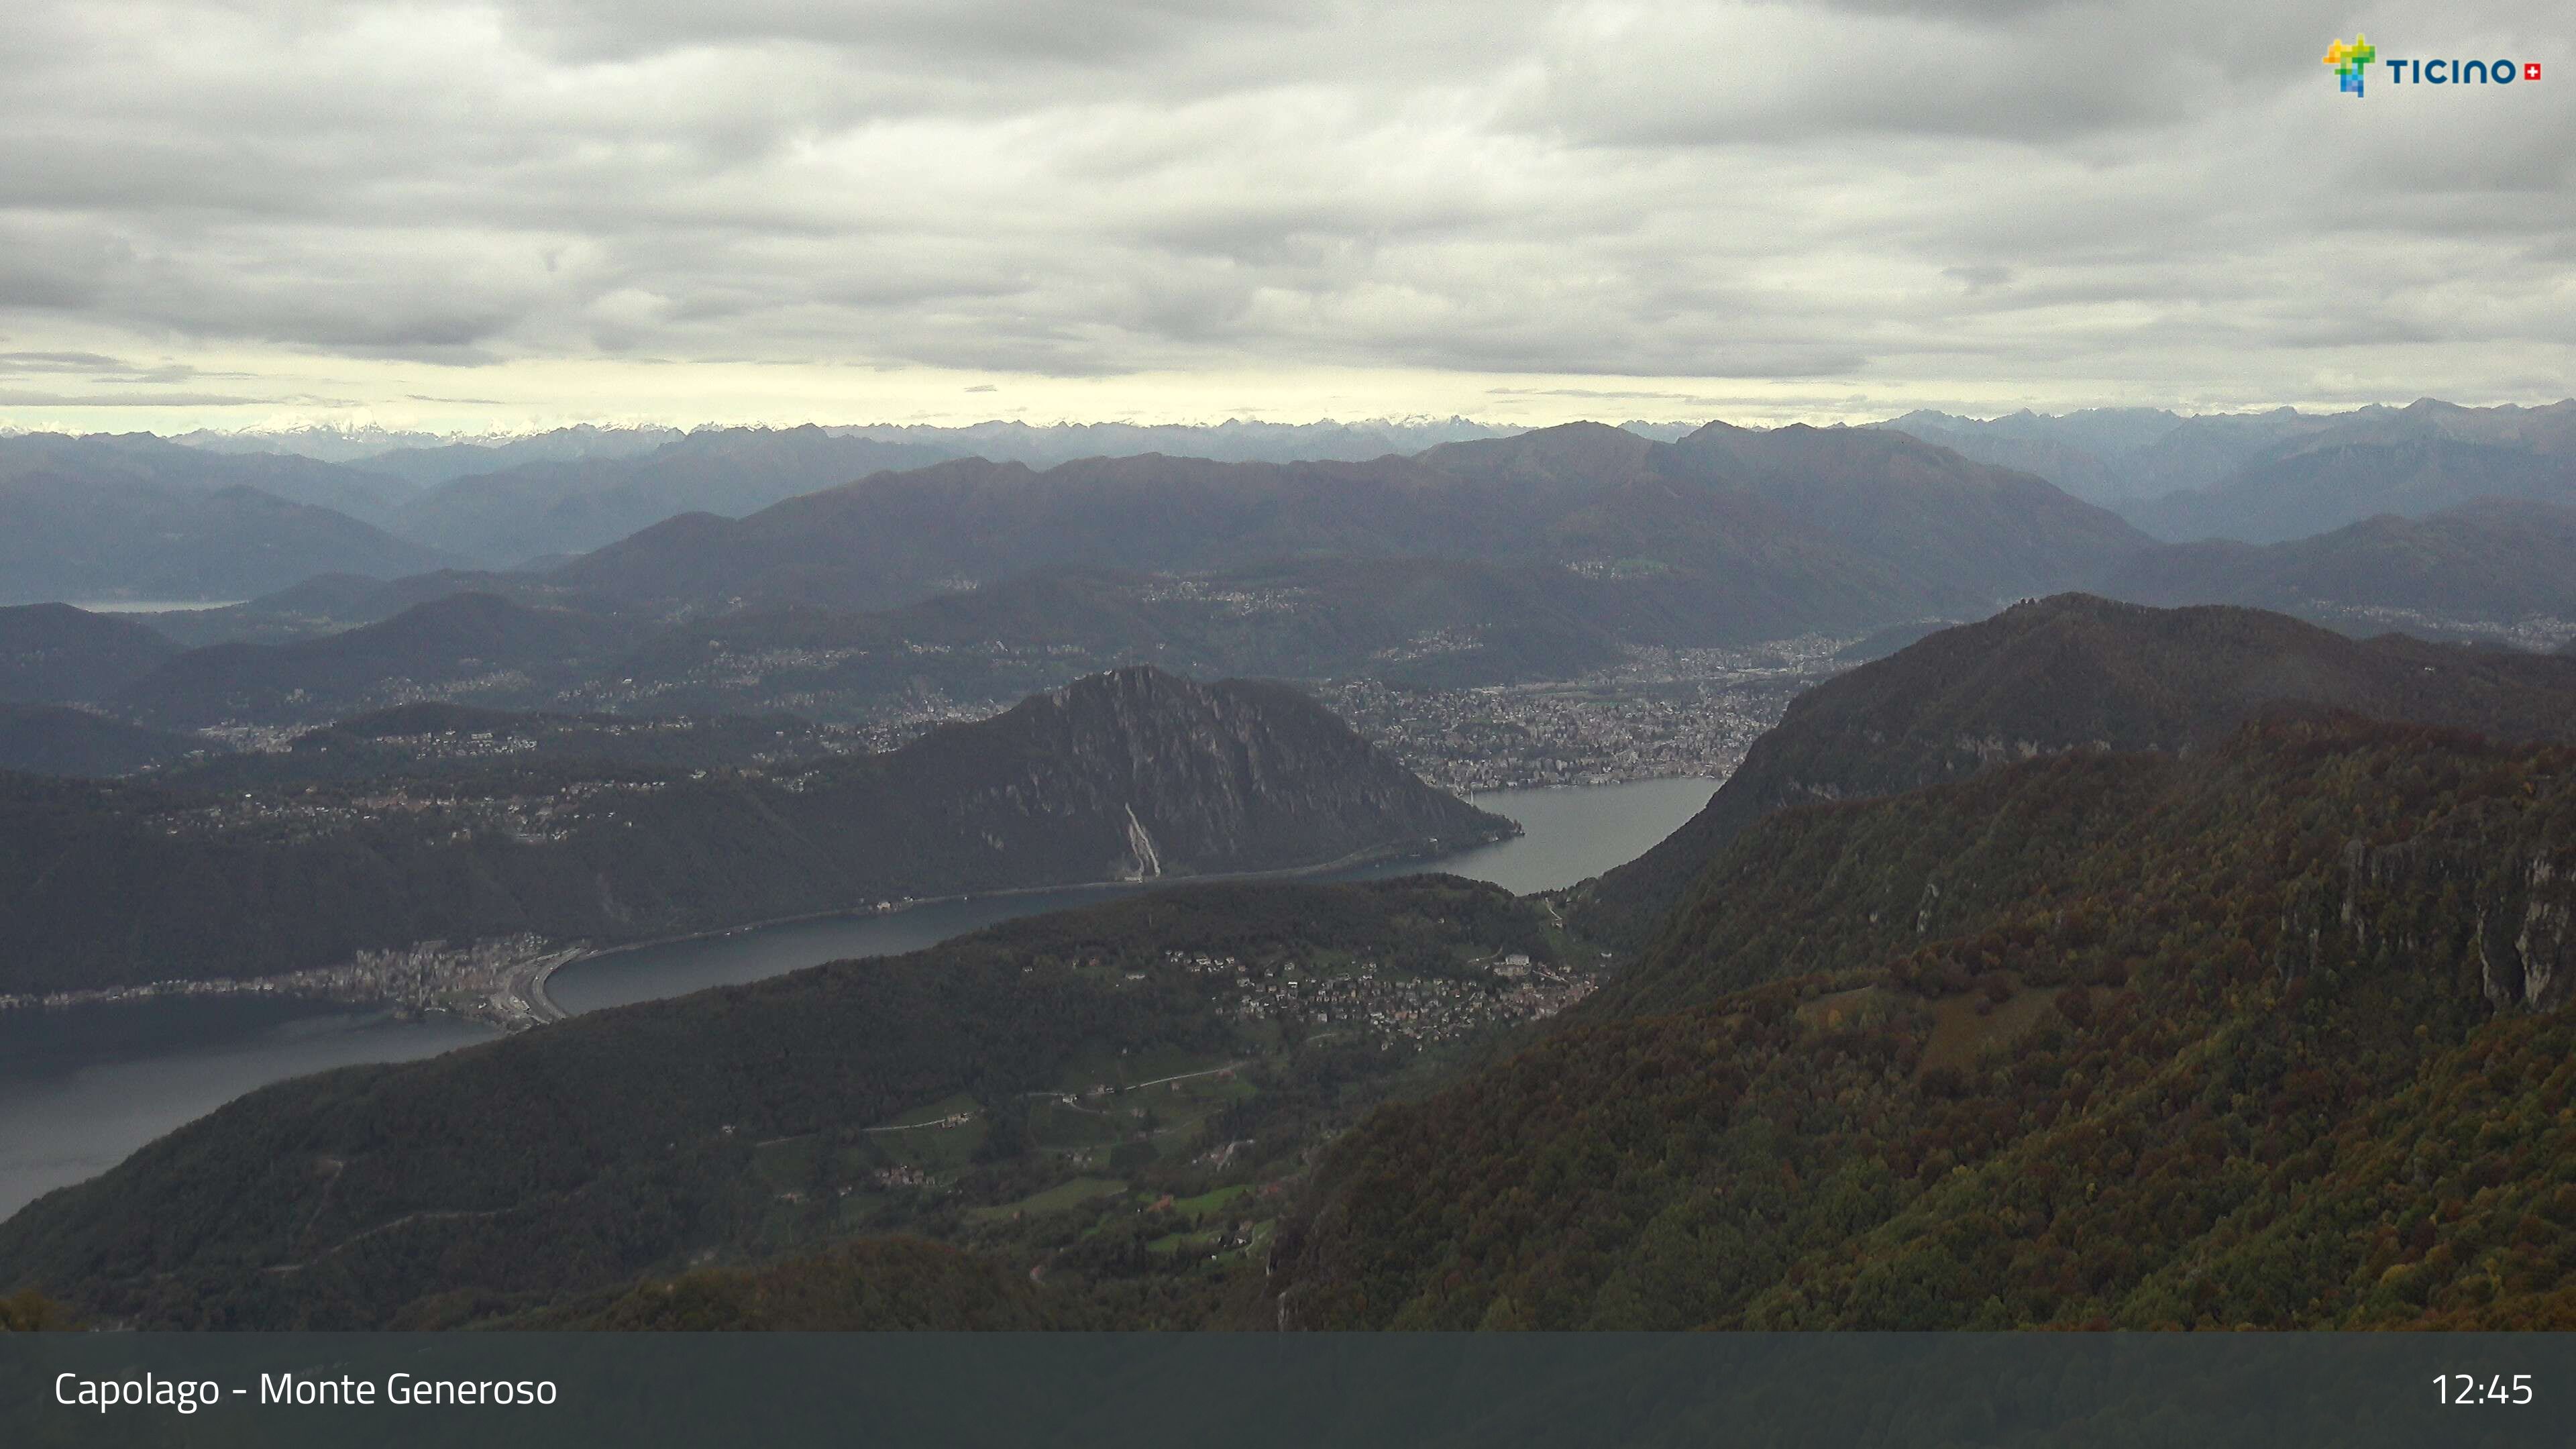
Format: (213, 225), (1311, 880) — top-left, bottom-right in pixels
(1, 0), (2567, 434)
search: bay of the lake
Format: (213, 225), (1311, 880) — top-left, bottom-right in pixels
(0, 776), (1714, 1218)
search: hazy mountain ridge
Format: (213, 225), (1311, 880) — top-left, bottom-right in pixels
(0, 470), (451, 606)
(2125, 436), (2576, 544)
(2105, 498), (2576, 642)
(556, 421), (2149, 630)
(388, 425), (965, 564)
(1878, 399), (2576, 543)
(0, 604), (184, 704)
(1874, 406), (2334, 502)
(180, 417), (1523, 474)
(826, 416), (1521, 467)
(345, 424), (691, 485)
(13, 419), (1532, 598)
(0, 432), (421, 524)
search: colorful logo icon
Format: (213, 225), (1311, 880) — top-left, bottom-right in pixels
(2324, 34), (2377, 95)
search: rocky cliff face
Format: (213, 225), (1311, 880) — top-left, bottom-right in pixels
(2320, 833), (2576, 1013)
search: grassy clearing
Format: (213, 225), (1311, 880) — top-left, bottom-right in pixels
(967, 1177), (1129, 1224)
(1917, 979), (2109, 1077)
(871, 1091), (983, 1130)
(1167, 1183), (1254, 1218)
(867, 1091), (989, 1171)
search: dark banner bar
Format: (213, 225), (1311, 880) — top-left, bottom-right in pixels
(5, 1333), (2573, 1448)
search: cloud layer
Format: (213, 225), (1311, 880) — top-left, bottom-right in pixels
(1, 0), (2568, 430)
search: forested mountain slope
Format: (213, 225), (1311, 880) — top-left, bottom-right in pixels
(1274, 716), (2576, 1330)
(1577, 596), (2576, 943)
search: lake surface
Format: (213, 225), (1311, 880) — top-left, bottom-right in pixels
(0, 1001), (488, 1220)
(0, 776), (1715, 1219)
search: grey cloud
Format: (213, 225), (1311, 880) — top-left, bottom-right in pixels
(0, 352), (130, 372)
(0, 0), (2569, 415)
(0, 390), (277, 407)
(523, 0), (1318, 66)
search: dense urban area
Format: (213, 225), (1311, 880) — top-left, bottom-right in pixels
(1322, 639), (1845, 791)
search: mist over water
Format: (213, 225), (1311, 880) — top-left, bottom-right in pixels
(0, 777), (1715, 1220)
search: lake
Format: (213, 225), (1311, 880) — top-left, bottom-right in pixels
(0, 776), (1714, 1219)
(549, 777), (1715, 1014)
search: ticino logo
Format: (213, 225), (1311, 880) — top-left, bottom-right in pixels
(2324, 34), (2542, 96)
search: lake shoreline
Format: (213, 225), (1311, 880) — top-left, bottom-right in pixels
(0, 778), (1712, 1221)
(555, 823), (1521, 980)
(0, 824), (1523, 1025)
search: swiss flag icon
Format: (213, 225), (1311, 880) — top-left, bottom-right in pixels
(2526, 62), (2542, 80)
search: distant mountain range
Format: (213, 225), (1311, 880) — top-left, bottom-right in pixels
(0, 420), (1536, 595)
(1874, 405), (2331, 503)
(0, 431), (419, 525)
(18, 427), (2572, 743)
(187, 416), (1525, 474)
(13, 404), (2576, 702)
(337, 424), (690, 485)
(556, 422), (2146, 625)
(0, 665), (1507, 995)
(0, 435), (449, 605)
(1880, 398), (2576, 543)
(384, 426), (963, 564)
(16, 422), (2151, 730)
(2104, 498), (2576, 641)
